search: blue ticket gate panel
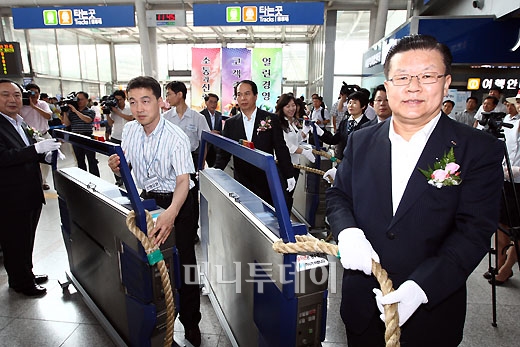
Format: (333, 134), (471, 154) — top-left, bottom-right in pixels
(199, 131), (329, 346)
(52, 130), (179, 347)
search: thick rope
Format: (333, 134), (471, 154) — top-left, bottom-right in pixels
(126, 210), (175, 347)
(273, 235), (400, 347)
(312, 149), (341, 164)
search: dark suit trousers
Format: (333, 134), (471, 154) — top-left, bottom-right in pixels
(72, 144), (100, 177)
(141, 192), (201, 329)
(0, 206), (42, 290)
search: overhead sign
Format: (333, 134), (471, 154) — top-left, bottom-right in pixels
(146, 10), (186, 27)
(193, 2), (324, 26)
(12, 6), (135, 29)
(0, 42), (23, 77)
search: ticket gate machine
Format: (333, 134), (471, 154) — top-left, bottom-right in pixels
(198, 132), (329, 346)
(52, 130), (180, 347)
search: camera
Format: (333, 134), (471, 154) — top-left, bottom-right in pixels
(479, 112), (511, 137)
(340, 82), (360, 96)
(22, 90), (36, 106)
(100, 95), (118, 115)
(58, 92), (79, 113)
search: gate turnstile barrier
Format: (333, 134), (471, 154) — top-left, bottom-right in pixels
(52, 129), (181, 347)
(199, 131), (329, 346)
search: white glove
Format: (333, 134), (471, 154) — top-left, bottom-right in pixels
(337, 228), (380, 275)
(315, 125), (324, 136)
(35, 139), (61, 154)
(286, 177), (296, 192)
(302, 124), (312, 135)
(373, 280), (427, 327)
(44, 149), (66, 163)
(323, 167), (337, 183)
(301, 148), (315, 163)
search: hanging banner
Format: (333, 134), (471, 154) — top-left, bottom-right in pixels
(221, 48), (252, 117)
(252, 48), (282, 113)
(191, 48), (221, 111)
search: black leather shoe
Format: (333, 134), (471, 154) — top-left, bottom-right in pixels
(14, 284), (47, 297)
(34, 274), (49, 284)
(185, 326), (201, 347)
(489, 271), (513, 286)
(483, 271), (493, 280)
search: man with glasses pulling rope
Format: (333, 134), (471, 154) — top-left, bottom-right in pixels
(326, 35), (503, 346)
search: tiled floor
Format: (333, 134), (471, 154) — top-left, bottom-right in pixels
(1, 143), (519, 346)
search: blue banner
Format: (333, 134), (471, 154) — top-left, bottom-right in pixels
(12, 6), (135, 29)
(193, 2), (324, 26)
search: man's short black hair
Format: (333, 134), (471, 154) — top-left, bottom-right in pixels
(204, 93), (219, 102)
(384, 34), (452, 78)
(165, 81), (187, 100)
(371, 84), (386, 100)
(25, 83), (40, 93)
(489, 86), (503, 94)
(112, 90), (126, 99)
(466, 96), (478, 103)
(0, 79), (23, 92)
(443, 100), (455, 107)
(77, 91), (89, 100)
(485, 95), (499, 106)
(235, 80), (258, 96)
(126, 76), (162, 99)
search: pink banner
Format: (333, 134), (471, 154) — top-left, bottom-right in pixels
(191, 48), (221, 111)
(221, 48), (251, 117)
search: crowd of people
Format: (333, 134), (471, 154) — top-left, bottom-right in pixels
(3, 33), (520, 347)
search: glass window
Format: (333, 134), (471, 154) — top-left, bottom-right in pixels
(28, 30), (60, 76)
(79, 36), (98, 81)
(115, 44), (142, 82)
(283, 43), (308, 82)
(58, 31), (81, 79)
(97, 44), (111, 82)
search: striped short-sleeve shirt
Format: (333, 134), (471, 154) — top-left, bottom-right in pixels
(121, 116), (194, 192)
(69, 108), (95, 134)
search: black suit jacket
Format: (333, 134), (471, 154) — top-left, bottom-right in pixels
(320, 115), (370, 159)
(0, 115), (46, 213)
(326, 114), (503, 343)
(200, 108), (223, 167)
(214, 108), (294, 205)
(200, 108), (223, 132)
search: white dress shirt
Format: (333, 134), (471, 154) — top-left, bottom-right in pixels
(389, 113), (441, 215)
(242, 108), (257, 142)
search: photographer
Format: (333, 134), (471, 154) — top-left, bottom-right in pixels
(106, 90), (133, 145)
(486, 99), (520, 285)
(19, 83), (53, 190)
(62, 91), (100, 177)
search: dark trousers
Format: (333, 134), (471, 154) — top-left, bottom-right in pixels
(0, 206), (42, 290)
(191, 151), (200, 236)
(141, 191), (201, 329)
(72, 144), (100, 177)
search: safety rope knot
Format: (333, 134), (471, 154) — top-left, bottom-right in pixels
(126, 210), (176, 347)
(272, 234), (401, 347)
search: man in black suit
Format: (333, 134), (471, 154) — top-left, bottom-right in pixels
(214, 80), (295, 206)
(200, 93), (223, 167)
(0, 79), (61, 296)
(326, 35), (503, 346)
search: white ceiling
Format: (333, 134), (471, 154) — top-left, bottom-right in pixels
(2, 0), (412, 45)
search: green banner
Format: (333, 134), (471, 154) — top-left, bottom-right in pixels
(252, 48), (282, 113)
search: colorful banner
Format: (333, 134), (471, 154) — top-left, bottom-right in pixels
(221, 48), (251, 117)
(252, 48), (282, 112)
(191, 48), (221, 111)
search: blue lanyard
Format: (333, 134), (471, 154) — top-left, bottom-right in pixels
(143, 122), (164, 178)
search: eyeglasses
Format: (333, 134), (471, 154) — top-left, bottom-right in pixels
(388, 72), (447, 86)
(374, 98), (388, 104)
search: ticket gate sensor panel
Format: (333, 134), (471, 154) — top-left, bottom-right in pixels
(52, 130), (182, 347)
(199, 132), (329, 346)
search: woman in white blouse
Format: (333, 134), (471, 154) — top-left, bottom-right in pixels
(275, 93), (315, 210)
